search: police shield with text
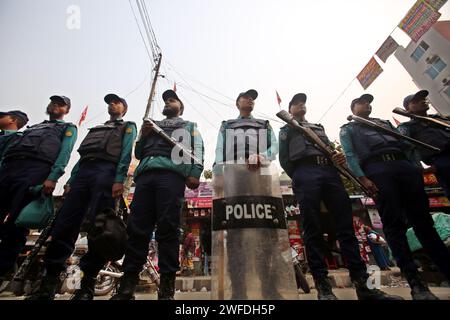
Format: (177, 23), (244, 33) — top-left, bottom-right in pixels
(211, 89), (298, 300)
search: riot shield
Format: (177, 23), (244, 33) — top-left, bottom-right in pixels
(211, 163), (298, 300)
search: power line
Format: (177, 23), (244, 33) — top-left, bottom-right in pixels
(128, 0), (153, 63)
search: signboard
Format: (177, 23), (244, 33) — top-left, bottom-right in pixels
(357, 57), (383, 90)
(399, 0), (441, 42)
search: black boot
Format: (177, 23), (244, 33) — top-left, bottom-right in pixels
(25, 275), (60, 300)
(158, 272), (176, 300)
(71, 275), (96, 300)
(110, 273), (139, 300)
(353, 278), (403, 300)
(406, 272), (439, 300)
(313, 277), (338, 300)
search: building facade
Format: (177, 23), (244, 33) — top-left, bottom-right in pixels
(395, 21), (450, 115)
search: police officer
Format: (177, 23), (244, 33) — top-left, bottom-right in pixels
(279, 93), (399, 300)
(213, 89), (280, 299)
(111, 89), (204, 300)
(0, 110), (29, 164)
(340, 94), (450, 300)
(0, 96), (77, 279)
(28, 93), (137, 300)
(397, 90), (450, 198)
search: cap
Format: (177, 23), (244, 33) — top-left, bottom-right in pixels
(288, 93), (307, 109)
(350, 94), (374, 110)
(162, 89), (181, 103)
(0, 110), (29, 125)
(50, 95), (71, 108)
(104, 93), (128, 109)
(403, 90), (429, 109)
(236, 89), (258, 104)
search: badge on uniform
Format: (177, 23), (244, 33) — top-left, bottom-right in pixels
(126, 127), (133, 134)
(65, 130), (73, 137)
(279, 131), (287, 140)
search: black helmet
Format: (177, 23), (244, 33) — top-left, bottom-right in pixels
(88, 207), (128, 261)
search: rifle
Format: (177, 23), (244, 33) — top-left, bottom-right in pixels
(392, 107), (450, 130)
(13, 213), (57, 282)
(347, 114), (441, 153)
(142, 118), (203, 166)
(276, 110), (372, 197)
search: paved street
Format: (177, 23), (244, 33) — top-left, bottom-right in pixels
(1, 287), (449, 300)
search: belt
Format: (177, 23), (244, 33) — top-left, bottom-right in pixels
(364, 153), (406, 165)
(294, 155), (332, 167)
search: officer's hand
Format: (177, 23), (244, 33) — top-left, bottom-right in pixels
(63, 184), (71, 196)
(358, 176), (379, 198)
(185, 177), (200, 190)
(42, 180), (57, 196)
(141, 121), (154, 138)
(112, 183), (124, 198)
(247, 154), (266, 171)
(331, 152), (347, 166)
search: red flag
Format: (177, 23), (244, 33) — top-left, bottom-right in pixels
(276, 91), (282, 106)
(392, 117), (401, 127)
(173, 82), (177, 92)
(78, 105), (88, 126)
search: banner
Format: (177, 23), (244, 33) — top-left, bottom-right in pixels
(399, 0), (441, 42)
(357, 57), (383, 90)
(375, 36), (399, 63)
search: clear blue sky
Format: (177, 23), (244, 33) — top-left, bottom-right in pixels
(1, 0), (449, 193)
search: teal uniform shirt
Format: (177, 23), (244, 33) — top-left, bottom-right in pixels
(134, 118), (204, 180)
(213, 115), (278, 175)
(46, 120), (78, 182)
(67, 121), (137, 185)
(339, 120), (420, 178)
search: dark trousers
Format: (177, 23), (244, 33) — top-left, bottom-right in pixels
(122, 170), (185, 275)
(365, 160), (450, 280)
(0, 159), (51, 276)
(44, 160), (116, 277)
(434, 153), (450, 199)
(292, 165), (368, 281)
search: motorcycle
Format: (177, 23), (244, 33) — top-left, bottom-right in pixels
(95, 248), (160, 296)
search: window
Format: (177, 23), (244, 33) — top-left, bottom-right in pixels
(425, 57), (447, 79)
(411, 41), (429, 62)
(445, 86), (450, 99)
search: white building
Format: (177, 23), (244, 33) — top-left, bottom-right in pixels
(395, 20), (450, 115)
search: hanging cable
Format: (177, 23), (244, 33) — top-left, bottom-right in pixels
(128, 0), (153, 64)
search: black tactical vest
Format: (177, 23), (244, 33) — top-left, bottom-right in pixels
(401, 119), (450, 161)
(4, 121), (72, 164)
(287, 122), (328, 161)
(349, 118), (404, 163)
(78, 120), (131, 163)
(141, 118), (189, 159)
(222, 118), (270, 162)
(0, 131), (19, 160)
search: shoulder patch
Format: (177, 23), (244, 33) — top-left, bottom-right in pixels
(65, 130), (73, 137)
(126, 127), (133, 134)
(279, 131), (288, 140)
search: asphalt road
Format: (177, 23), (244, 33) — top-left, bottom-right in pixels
(1, 287), (449, 300)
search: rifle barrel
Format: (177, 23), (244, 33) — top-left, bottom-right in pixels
(348, 115), (441, 152)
